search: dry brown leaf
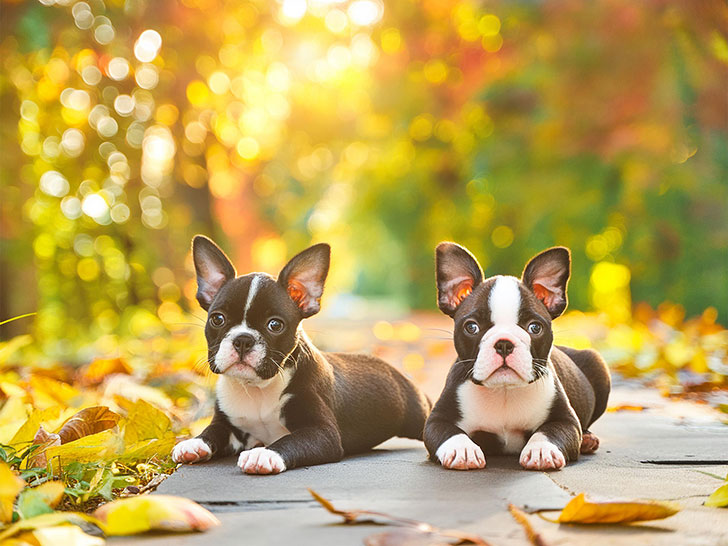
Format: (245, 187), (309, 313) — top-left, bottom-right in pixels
(57, 406), (121, 444)
(309, 489), (491, 546)
(27, 427), (61, 467)
(555, 493), (680, 524)
(508, 504), (548, 546)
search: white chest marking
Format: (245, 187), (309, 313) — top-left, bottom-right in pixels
(216, 372), (292, 446)
(456, 374), (556, 453)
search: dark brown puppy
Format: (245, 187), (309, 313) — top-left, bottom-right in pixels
(425, 244), (610, 470)
(173, 236), (430, 474)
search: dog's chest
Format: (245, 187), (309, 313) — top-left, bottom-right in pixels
(456, 376), (556, 453)
(216, 375), (291, 446)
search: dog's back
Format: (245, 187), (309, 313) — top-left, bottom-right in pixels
(326, 352), (431, 454)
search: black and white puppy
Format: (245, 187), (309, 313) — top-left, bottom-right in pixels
(172, 236), (431, 474)
(424, 243), (610, 471)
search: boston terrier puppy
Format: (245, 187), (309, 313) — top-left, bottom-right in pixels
(172, 236), (430, 474)
(424, 243), (610, 471)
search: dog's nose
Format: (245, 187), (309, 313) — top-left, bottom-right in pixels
(494, 339), (515, 357)
(232, 333), (256, 355)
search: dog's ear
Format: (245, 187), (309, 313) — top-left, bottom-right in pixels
(435, 242), (483, 318)
(278, 243), (330, 318)
(192, 235), (236, 310)
(521, 247), (571, 319)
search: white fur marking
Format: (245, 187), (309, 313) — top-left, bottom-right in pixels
(456, 375), (556, 453)
(489, 276), (521, 325)
(172, 438), (212, 464)
(244, 275), (262, 319)
(217, 371), (292, 446)
(238, 447), (286, 474)
(519, 432), (566, 470)
(435, 433), (486, 470)
(214, 323), (266, 375)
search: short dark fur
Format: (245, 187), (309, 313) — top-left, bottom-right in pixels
(424, 243), (611, 467)
(191, 236), (430, 470)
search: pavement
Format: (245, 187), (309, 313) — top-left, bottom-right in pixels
(111, 385), (728, 546)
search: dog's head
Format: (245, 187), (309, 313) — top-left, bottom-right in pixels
(192, 235), (330, 383)
(435, 243), (571, 387)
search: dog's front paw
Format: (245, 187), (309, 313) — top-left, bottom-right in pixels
(520, 433), (566, 470)
(435, 433), (486, 470)
(172, 438), (212, 464)
(238, 447), (286, 475)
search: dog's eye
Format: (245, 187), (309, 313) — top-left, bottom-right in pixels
(527, 322), (542, 335)
(267, 318), (284, 333)
(209, 312), (225, 328)
(463, 320), (480, 335)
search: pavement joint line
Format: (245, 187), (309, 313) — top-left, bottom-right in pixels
(544, 472), (578, 497)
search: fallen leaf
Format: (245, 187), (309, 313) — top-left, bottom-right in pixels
(508, 504), (547, 545)
(57, 406), (121, 444)
(16, 481), (66, 519)
(10, 407), (62, 447)
(0, 461), (26, 523)
(44, 429), (124, 468)
(704, 483), (728, 508)
(122, 399), (173, 445)
(309, 489), (491, 545)
(556, 493), (680, 524)
(27, 426), (61, 467)
(606, 405), (646, 412)
(29, 525), (105, 546)
(93, 494), (220, 535)
(80, 357), (132, 386)
(0, 512), (102, 542)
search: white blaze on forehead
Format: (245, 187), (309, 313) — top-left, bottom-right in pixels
(489, 276), (521, 325)
(244, 275), (263, 319)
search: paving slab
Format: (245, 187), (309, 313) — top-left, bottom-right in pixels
(111, 389), (728, 546)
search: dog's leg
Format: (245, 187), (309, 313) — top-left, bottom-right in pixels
(520, 419), (581, 471)
(237, 397), (344, 475)
(425, 417), (485, 470)
(173, 404), (237, 464)
(580, 430), (600, 454)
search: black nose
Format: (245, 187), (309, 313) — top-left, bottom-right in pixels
(494, 339), (515, 357)
(232, 333), (256, 355)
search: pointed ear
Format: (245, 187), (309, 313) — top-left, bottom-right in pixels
(521, 246), (571, 319)
(435, 242), (483, 317)
(278, 243), (330, 318)
(192, 235), (236, 310)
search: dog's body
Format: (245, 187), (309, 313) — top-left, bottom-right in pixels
(424, 245), (610, 471)
(172, 237), (430, 474)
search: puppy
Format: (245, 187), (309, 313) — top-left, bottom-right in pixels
(173, 236), (430, 474)
(424, 243), (610, 471)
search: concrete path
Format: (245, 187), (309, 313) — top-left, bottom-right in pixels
(113, 388), (728, 545)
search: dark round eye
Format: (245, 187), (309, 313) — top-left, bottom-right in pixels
(527, 322), (542, 335)
(267, 318), (284, 333)
(209, 312), (225, 328)
(463, 320), (480, 335)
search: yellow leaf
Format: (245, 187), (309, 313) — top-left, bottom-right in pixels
(80, 357), (132, 385)
(28, 376), (83, 409)
(30, 525), (105, 546)
(705, 484), (728, 508)
(0, 396), (30, 444)
(9, 407), (62, 448)
(121, 437), (175, 463)
(93, 495), (220, 535)
(0, 461), (26, 523)
(17, 481), (66, 519)
(122, 399), (173, 445)
(0, 512), (102, 542)
(44, 429), (124, 468)
(558, 493), (680, 524)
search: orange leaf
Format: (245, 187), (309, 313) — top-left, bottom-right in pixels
(557, 493), (680, 524)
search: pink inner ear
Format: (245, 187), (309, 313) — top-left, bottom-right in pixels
(447, 279), (473, 309)
(533, 283), (555, 307)
(287, 280), (307, 308)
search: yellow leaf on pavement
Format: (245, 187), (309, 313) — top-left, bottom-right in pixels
(558, 493), (680, 524)
(93, 494), (220, 535)
(30, 525), (105, 546)
(705, 483), (728, 508)
(0, 461), (26, 523)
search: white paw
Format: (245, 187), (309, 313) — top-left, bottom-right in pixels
(237, 447), (286, 475)
(435, 433), (486, 470)
(520, 433), (566, 470)
(172, 438), (212, 464)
